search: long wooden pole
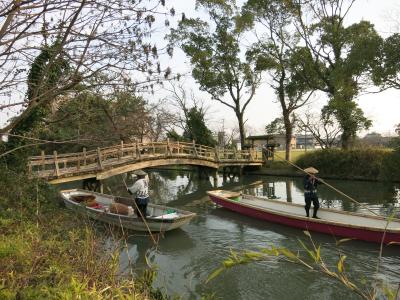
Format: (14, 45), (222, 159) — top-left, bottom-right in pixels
(264, 147), (400, 221)
(121, 176), (157, 245)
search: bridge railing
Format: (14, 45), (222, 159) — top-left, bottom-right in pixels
(28, 140), (262, 178)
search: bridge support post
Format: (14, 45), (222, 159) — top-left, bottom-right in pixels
(213, 170), (218, 188)
(99, 180), (104, 193)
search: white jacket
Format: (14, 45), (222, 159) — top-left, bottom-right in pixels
(128, 176), (149, 198)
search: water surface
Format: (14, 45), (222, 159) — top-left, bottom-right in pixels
(75, 169), (400, 299)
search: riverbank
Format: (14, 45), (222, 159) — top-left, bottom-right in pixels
(245, 164), (396, 182)
(0, 169), (164, 299)
(246, 148), (400, 183)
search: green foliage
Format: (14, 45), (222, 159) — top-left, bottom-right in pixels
(295, 5), (383, 148)
(166, 130), (184, 142)
(207, 232), (398, 300)
(27, 41), (69, 102)
(4, 42), (70, 166)
(168, 2), (261, 145)
(295, 148), (400, 181)
(0, 169), (162, 300)
(381, 148), (400, 182)
(183, 107), (216, 146)
(41, 90), (150, 152)
(372, 33), (400, 89)
(265, 118), (285, 135)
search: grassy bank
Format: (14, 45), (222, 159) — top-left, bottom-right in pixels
(248, 148), (400, 182)
(295, 148), (400, 181)
(0, 169), (163, 299)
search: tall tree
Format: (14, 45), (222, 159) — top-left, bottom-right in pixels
(291, 0), (382, 149)
(165, 83), (216, 146)
(265, 118), (285, 135)
(242, 0), (314, 160)
(183, 107), (216, 147)
(0, 0), (172, 135)
(168, 1), (261, 147)
(372, 33), (400, 90)
(42, 90), (153, 151)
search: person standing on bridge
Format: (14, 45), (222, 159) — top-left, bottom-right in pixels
(128, 170), (150, 219)
(303, 167), (321, 219)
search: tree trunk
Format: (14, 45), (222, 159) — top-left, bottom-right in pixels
(283, 113), (292, 161)
(237, 112), (246, 148)
(341, 130), (353, 150)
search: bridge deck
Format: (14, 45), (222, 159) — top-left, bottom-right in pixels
(28, 141), (263, 183)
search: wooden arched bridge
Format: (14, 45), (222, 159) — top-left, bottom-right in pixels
(28, 140), (263, 184)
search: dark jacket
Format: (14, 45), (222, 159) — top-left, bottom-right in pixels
(304, 175), (319, 193)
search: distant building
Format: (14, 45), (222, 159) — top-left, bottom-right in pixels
(295, 134), (317, 149)
(246, 134), (296, 150)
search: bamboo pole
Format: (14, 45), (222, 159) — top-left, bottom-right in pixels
(121, 176), (157, 245)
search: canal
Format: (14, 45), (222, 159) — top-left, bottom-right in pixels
(82, 169), (400, 299)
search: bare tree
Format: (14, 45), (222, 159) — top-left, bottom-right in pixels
(165, 82), (210, 133)
(297, 110), (342, 149)
(0, 0), (173, 134)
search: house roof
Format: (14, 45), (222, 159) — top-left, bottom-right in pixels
(246, 134), (295, 140)
(246, 134), (273, 140)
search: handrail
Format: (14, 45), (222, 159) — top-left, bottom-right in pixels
(28, 140), (263, 179)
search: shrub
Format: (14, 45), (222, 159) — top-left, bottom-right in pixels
(295, 148), (393, 180)
(381, 148), (400, 181)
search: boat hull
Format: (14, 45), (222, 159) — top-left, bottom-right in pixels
(61, 189), (196, 232)
(208, 193), (400, 244)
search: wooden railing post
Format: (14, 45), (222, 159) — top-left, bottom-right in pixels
(192, 140), (198, 157)
(215, 146), (219, 162)
(41, 150), (45, 171)
(177, 141), (180, 155)
(77, 153), (81, 171)
(152, 141), (155, 155)
(53, 151), (60, 177)
(136, 142), (141, 159)
(166, 138), (170, 156)
(249, 148), (254, 161)
(83, 148), (87, 166)
(118, 140), (124, 160)
(97, 147), (103, 170)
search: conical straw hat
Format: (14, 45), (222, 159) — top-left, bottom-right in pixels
(133, 169), (147, 176)
(304, 167), (319, 174)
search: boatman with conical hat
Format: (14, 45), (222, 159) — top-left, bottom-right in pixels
(127, 169), (150, 219)
(303, 167), (321, 219)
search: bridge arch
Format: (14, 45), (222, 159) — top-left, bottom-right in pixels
(28, 140), (263, 184)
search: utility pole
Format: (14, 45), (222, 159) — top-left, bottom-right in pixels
(304, 126), (307, 152)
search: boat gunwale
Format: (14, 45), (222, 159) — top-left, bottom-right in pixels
(207, 190), (400, 234)
(60, 189), (196, 223)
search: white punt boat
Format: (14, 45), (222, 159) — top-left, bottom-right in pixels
(61, 189), (196, 232)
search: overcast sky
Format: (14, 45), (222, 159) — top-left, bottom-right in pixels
(1, 0), (399, 137)
(157, 0), (400, 137)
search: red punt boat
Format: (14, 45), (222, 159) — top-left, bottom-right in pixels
(207, 190), (400, 244)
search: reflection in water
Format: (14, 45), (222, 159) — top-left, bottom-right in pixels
(97, 169), (400, 299)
